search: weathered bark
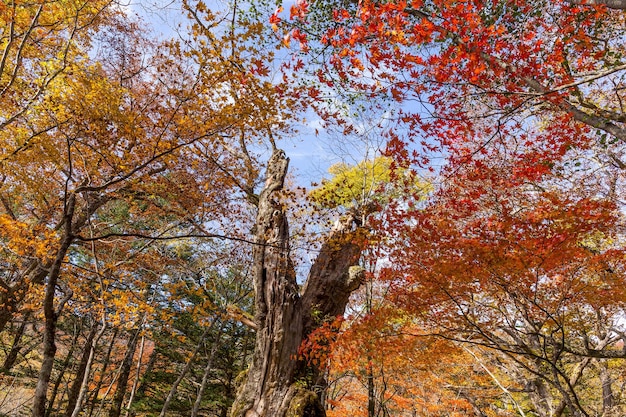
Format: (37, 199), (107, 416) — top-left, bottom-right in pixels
(230, 149), (365, 417)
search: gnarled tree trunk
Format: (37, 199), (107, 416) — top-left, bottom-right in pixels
(231, 149), (365, 417)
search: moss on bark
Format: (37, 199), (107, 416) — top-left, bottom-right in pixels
(287, 386), (325, 417)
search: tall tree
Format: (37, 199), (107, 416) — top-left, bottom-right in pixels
(229, 147), (369, 417)
(385, 158), (626, 416)
(283, 0), (625, 174)
(277, 3), (626, 415)
(0, 1), (306, 415)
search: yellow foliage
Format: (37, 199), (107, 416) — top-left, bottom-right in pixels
(0, 214), (56, 263)
(309, 156), (430, 210)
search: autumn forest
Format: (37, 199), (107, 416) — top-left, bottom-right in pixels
(0, 0), (625, 416)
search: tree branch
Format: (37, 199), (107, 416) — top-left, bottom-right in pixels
(566, 0), (626, 10)
(405, 7), (626, 142)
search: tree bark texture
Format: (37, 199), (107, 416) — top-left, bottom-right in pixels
(230, 149), (365, 417)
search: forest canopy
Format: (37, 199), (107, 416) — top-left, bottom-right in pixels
(0, 0), (625, 417)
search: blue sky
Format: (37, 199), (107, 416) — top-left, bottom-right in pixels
(124, 0), (382, 186)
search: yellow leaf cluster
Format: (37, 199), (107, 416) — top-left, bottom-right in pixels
(309, 156), (429, 210)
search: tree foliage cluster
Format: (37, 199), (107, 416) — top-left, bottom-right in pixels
(0, 0), (625, 416)
(283, 0), (626, 415)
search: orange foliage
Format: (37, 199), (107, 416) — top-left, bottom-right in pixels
(288, 0), (625, 179)
(321, 314), (518, 417)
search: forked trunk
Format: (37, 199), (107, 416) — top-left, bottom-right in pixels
(231, 149), (365, 417)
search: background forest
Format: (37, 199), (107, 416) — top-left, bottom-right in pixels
(0, 0), (625, 416)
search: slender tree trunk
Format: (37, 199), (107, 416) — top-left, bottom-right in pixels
(66, 322), (99, 417)
(599, 360), (614, 414)
(46, 322), (82, 417)
(190, 329), (223, 417)
(88, 328), (119, 417)
(367, 364), (375, 417)
(108, 326), (141, 417)
(159, 323), (214, 417)
(230, 149), (365, 417)
(365, 278), (375, 417)
(32, 229), (74, 417)
(124, 334), (146, 417)
(134, 346), (158, 400)
(218, 330), (245, 417)
(2, 315), (28, 372)
(32, 313), (58, 417)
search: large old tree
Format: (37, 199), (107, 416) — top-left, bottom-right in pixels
(7, 0), (626, 415)
(230, 147), (368, 417)
(0, 0), (372, 416)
